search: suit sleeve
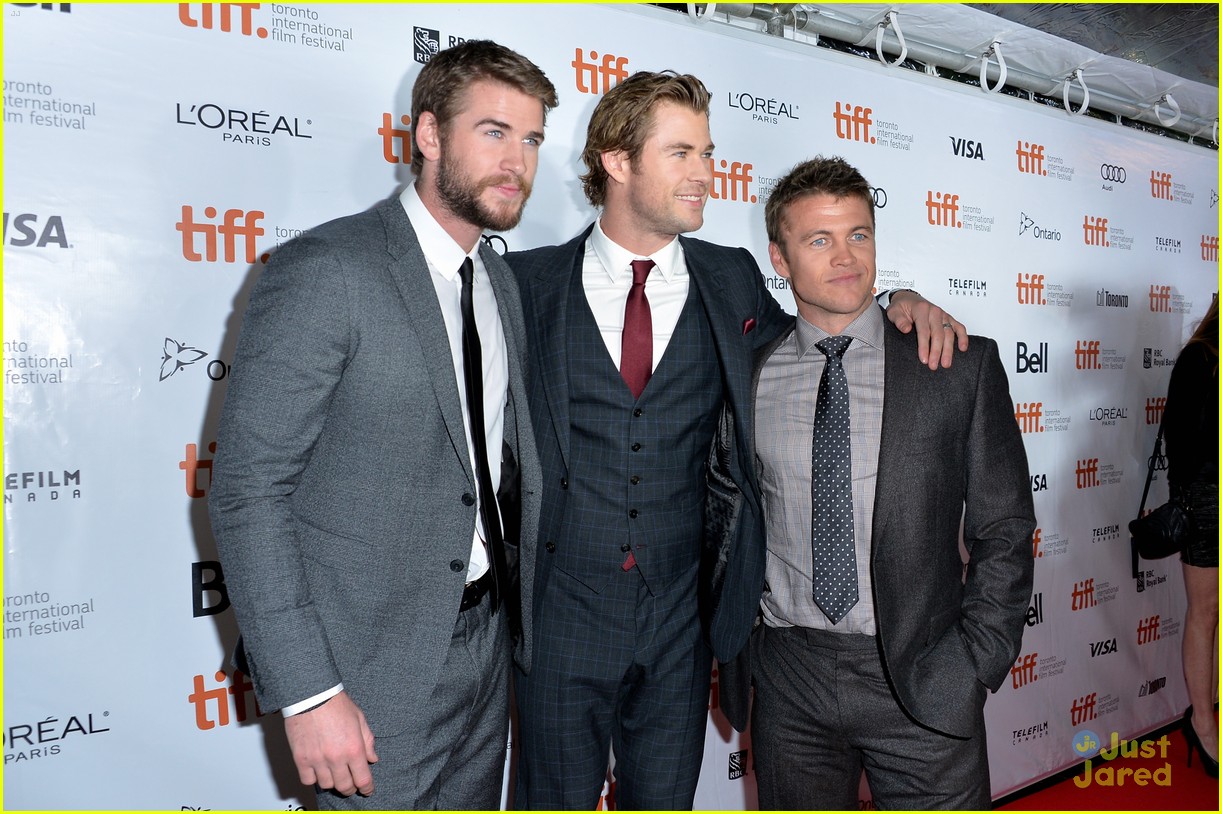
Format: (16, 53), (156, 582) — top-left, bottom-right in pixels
(959, 339), (1036, 690)
(207, 236), (350, 712)
(737, 246), (792, 349)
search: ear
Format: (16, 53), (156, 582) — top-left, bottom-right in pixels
(415, 111), (442, 163)
(602, 150), (630, 185)
(768, 242), (790, 279)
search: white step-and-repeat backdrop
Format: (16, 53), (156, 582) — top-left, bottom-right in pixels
(4, 3), (1217, 809)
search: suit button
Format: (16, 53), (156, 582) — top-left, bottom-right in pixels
(633, 408), (643, 417)
(450, 560), (464, 573)
(629, 509), (639, 519)
(630, 475), (641, 485)
(545, 541), (556, 553)
(560, 477), (568, 489)
(631, 442), (641, 452)
(461, 492), (475, 506)
(621, 543), (631, 553)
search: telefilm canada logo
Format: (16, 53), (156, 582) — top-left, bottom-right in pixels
(4, 468), (82, 504)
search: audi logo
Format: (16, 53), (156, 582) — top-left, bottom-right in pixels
(869, 186), (887, 209)
(1099, 164), (1127, 183)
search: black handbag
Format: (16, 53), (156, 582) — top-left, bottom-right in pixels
(1129, 422), (1194, 561)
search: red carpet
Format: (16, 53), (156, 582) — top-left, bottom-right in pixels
(996, 715), (1219, 811)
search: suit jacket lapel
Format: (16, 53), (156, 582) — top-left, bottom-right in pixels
(872, 318), (914, 552)
(378, 199), (474, 486)
(530, 226), (593, 469)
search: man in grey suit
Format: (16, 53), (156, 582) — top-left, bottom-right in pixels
(506, 73), (969, 810)
(207, 41), (554, 809)
(715, 156), (1035, 808)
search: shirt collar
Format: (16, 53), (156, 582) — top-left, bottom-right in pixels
(399, 183), (478, 281)
(590, 217), (684, 284)
(794, 301), (885, 360)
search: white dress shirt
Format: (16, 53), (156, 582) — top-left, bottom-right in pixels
(583, 218), (690, 371)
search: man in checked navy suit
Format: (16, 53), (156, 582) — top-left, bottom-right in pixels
(505, 71), (967, 810)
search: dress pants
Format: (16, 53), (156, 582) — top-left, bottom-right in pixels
(751, 624), (990, 810)
(317, 595), (510, 810)
(515, 561), (710, 810)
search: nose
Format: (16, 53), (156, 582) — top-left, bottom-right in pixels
(501, 140), (526, 176)
(693, 155), (713, 184)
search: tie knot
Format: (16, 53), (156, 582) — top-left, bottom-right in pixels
(459, 256), (474, 287)
(630, 259), (654, 286)
(816, 335), (853, 360)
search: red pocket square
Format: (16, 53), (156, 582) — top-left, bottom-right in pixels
(742, 318), (756, 335)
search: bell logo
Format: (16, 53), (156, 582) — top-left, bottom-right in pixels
(1070, 693), (1099, 725)
(1136, 615), (1161, 645)
(192, 560), (231, 618)
(1031, 528), (1042, 558)
(1200, 235), (1218, 261)
(1075, 458), (1100, 489)
(925, 192), (961, 228)
(3, 213), (69, 248)
(1026, 592), (1044, 625)
(1148, 285), (1172, 313)
(1015, 140), (1046, 175)
(188, 668), (264, 730)
(178, 4), (269, 39)
(1071, 579), (1097, 611)
(176, 205), (265, 263)
(1014, 402), (1043, 434)
(180, 442), (216, 498)
(709, 160), (755, 203)
(1082, 215), (1109, 247)
(1016, 341), (1048, 373)
(1149, 170), (1172, 200)
(1074, 341), (1101, 370)
(1011, 652), (1037, 688)
(1016, 273), (1046, 305)
(572, 48), (628, 95)
(832, 101), (874, 143)
(1145, 398), (1166, 425)
(379, 113), (411, 164)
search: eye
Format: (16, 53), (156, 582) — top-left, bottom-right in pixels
(811, 237), (827, 248)
(523, 136), (541, 147)
(485, 129), (504, 139)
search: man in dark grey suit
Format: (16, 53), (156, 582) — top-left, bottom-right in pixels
(506, 73), (969, 810)
(207, 41), (554, 809)
(716, 156), (1035, 808)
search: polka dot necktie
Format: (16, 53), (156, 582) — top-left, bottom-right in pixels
(811, 335), (857, 624)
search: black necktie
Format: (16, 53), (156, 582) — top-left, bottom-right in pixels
(459, 258), (514, 628)
(811, 335), (857, 624)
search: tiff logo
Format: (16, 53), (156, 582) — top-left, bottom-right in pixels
(1014, 402), (1044, 434)
(1031, 528), (1043, 558)
(1011, 653), (1037, 688)
(1015, 140), (1046, 176)
(833, 101), (874, 143)
(178, 4), (268, 39)
(379, 113), (411, 164)
(1145, 398), (1166, 425)
(925, 192), (961, 228)
(177, 206), (265, 263)
(1074, 340), (1101, 370)
(188, 668), (264, 730)
(1016, 273), (1046, 305)
(1070, 693), (1098, 725)
(1082, 215), (1109, 247)
(709, 160), (756, 203)
(1075, 458), (1100, 489)
(572, 48), (628, 95)
(1148, 285), (1172, 313)
(1071, 579), (1097, 610)
(1201, 235), (1218, 262)
(180, 442), (216, 498)
(1137, 615), (1161, 645)
(1150, 170), (1172, 200)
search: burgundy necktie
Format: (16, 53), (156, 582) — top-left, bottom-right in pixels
(620, 259), (655, 399)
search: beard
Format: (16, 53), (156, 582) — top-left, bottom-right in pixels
(436, 150), (532, 233)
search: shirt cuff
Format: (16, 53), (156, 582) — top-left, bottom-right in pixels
(281, 683), (343, 717)
(875, 288), (903, 309)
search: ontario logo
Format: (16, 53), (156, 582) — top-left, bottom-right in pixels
(1018, 212), (1060, 242)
